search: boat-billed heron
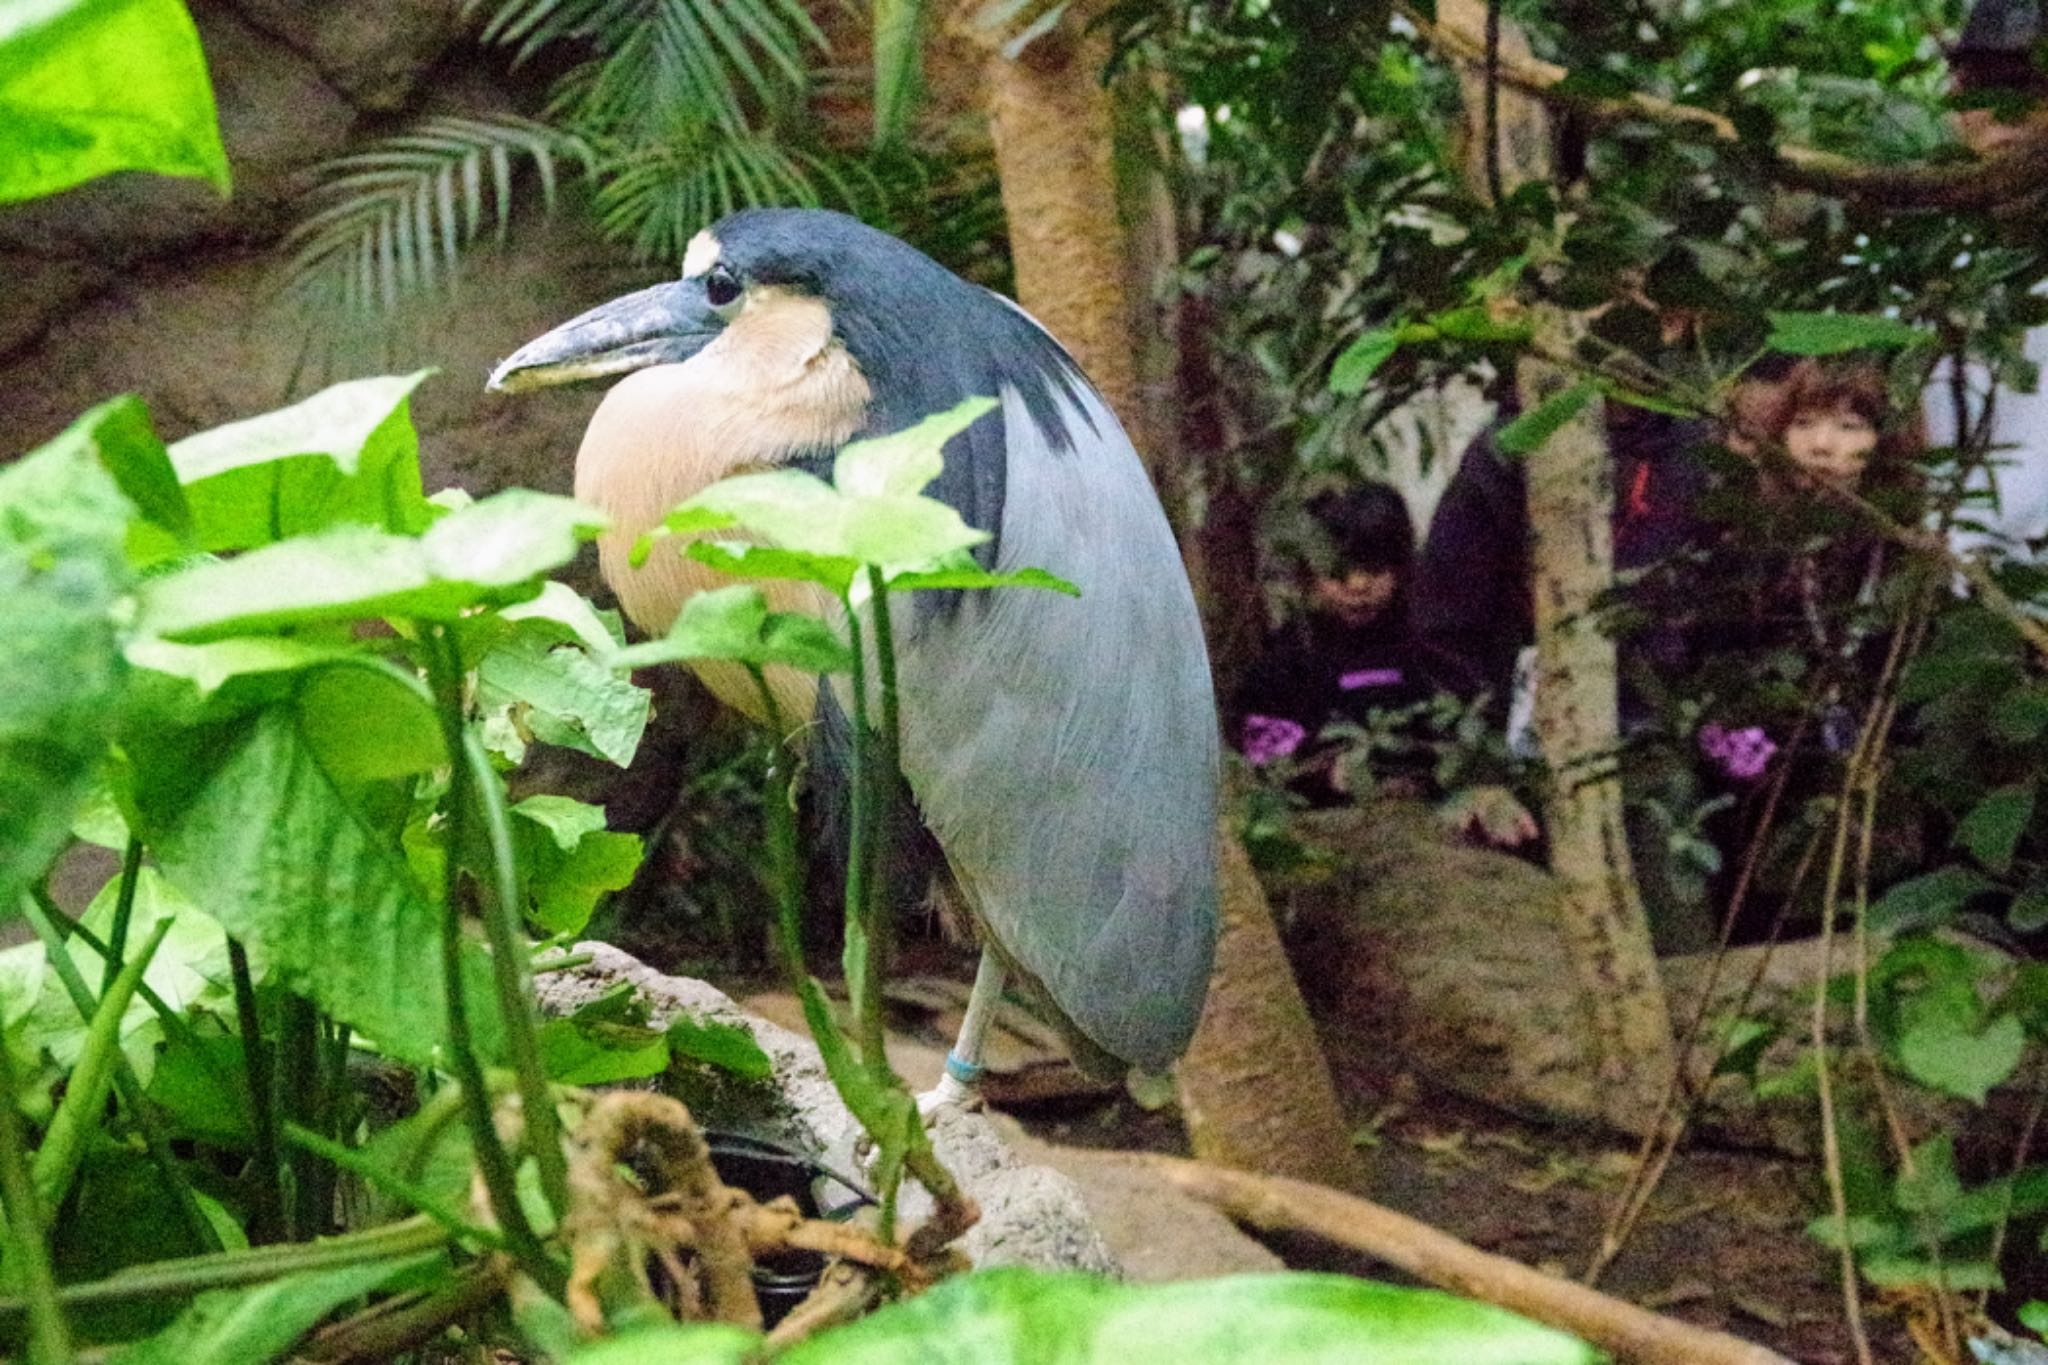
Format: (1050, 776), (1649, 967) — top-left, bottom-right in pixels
(489, 208), (1218, 1104)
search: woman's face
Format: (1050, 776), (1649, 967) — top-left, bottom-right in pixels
(1783, 402), (1878, 492)
(1312, 568), (1398, 628)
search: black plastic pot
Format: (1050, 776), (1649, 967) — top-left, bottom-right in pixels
(704, 1130), (875, 1327)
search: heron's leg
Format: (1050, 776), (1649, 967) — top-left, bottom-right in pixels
(919, 949), (1007, 1114)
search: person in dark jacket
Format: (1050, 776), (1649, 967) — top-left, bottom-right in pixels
(1409, 400), (1717, 946)
(1232, 482), (1434, 802)
(1410, 401), (1715, 721)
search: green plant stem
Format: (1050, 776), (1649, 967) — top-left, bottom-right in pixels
(424, 629), (564, 1297)
(29, 893), (206, 1062)
(862, 568), (902, 1078)
(32, 918), (173, 1221)
(751, 671), (807, 985)
(227, 937), (287, 1246)
(0, 1023), (72, 1364)
(531, 951), (593, 975)
(102, 838), (144, 981)
(279, 993), (324, 1238)
(458, 728), (569, 1215)
(840, 605), (876, 1059)
(280, 1122), (506, 1252)
(0, 1218), (448, 1319)
(18, 895), (219, 1254)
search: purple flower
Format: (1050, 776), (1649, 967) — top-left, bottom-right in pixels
(1699, 722), (1777, 781)
(1241, 714), (1307, 767)
(1339, 667), (1404, 691)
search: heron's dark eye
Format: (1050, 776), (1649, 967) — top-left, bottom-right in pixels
(704, 265), (742, 308)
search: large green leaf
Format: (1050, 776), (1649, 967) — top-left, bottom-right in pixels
(775, 1269), (1599, 1364)
(609, 583), (853, 675)
(0, 0), (231, 204)
(137, 706), (499, 1066)
(136, 491), (607, 640)
(108, 1254), (436, 1365)
(479, 634), (649, 767)
(1898, 1009), (2025, 1106)
(832, 398), (997, 498)
(1955, 782), (2036, 876)
(296, 661), (446, 783)
(646, 400), (1001, 580)
(0, 413), (136, 917)
(20, 866), (237, 1082)
(665, 1013), (772, 1080)
(29, 395), (190, 557)
(672, 471), (987, 570)
(1868, 866), (1995, 934)
(166, 372), (436, 552)
(511, 796), (642, 935)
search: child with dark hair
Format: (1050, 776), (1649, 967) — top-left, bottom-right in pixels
(1232, 481), (1433, 800)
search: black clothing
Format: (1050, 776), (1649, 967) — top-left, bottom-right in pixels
(1410, 405), (1714, 717)
(1232, 611), (1434, 805)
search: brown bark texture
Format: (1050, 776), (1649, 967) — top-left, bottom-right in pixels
(970, 6), (1359, 1185)
(979, 24), (1142, 435)
(1518, 335), (1678, 1129)
(1175, 817), (1369, 1191)
(1439, 0), (1677, 1130)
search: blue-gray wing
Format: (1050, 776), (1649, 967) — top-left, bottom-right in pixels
(893, 382), (1220, 1072)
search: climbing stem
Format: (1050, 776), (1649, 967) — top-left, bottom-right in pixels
(841, 605), (876, 1059)
(102, 837), (143, 980)
(18, 894), (218, 1254)
(863, 567), (903, 1080)
(227, 937), (287, 1246)
(424, 628), (564, 1297)
(458, 726), (570, 1214)
(0, 1019), (71, 1364)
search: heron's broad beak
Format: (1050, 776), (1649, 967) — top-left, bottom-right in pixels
(487, 282), (721, 393)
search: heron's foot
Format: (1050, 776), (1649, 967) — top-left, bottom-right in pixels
(915, 1071), (984, 1120)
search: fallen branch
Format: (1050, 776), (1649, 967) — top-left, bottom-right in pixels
(1148, 1155), (1796, 1365)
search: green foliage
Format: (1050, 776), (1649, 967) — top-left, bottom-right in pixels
(0, 0), (229, 203)
(1496, 380), (1601, 457)
(277, 0), (1002, 342)
(773, 1268), (1600, 1364)
(109, 1254), (437, 1364)
(1764, 310), (1935, 357)
(283, 117), (592, 320)
(0, 407), (140, 918)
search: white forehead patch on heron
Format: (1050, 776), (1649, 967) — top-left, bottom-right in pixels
(682, 231), (722, 279)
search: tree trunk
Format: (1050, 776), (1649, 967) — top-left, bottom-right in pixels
(1177, 815), (1368, 1190)
(966, 7), (1361, 1184)
(1440, 0), (1676, 1129)
(1518, 332), (1677, 1128)
(978, 20), (1141, 431)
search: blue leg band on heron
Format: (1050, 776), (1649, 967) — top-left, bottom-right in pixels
(944, 1052), (985, 1084)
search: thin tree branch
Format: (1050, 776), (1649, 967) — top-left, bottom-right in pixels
(1403, 1), (2048, 209)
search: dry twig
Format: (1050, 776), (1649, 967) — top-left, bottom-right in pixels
(1150, 1155), (1797, 1365)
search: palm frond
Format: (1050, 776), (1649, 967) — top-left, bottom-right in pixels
(591, 134), (840, 265)
(279, 114), (594, 322)
(476, 0), (825, 139)
(871, 0), (925, 146)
